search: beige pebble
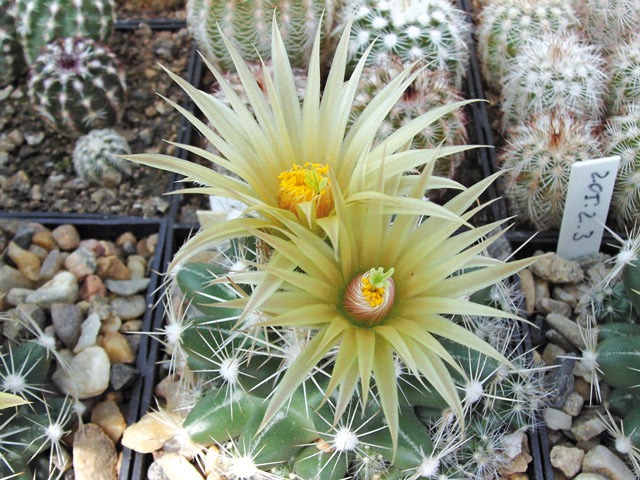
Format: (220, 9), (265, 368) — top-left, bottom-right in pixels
(121, 410), (183, 453)
(72, 423), (118, 480)
(8, 241), (41, 281)
(52, 224), (81, 251)
(156, 453), (204, 480)
(127, 255), (147, 279)
(518, 269), (535, 315)
(91, 399), (127, 443)
(96, 255), (131, 280)
(102, 331), (135, 364)
(31, 229), (56, 250)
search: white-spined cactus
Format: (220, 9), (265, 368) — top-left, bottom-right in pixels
(498, 112), (603, 231)
(72, 128), (132, 186)
(350, 59), (468, 183)
(603, 102), (640, 229)
(574, 0), (640, 52)
(27, 36), (127, 138)
(0, 0), (27, 86)
(476, 0), (580, 92)
(343, 0), (471, 88)
(15, 0), (115, 65)
(606, 33), (640, 115)
(186, 0), (339, 72)
(500, 32), (608, 131)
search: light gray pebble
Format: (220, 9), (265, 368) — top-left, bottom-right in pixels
(536, 297), (573, 318)
(39, 248), (63, 280)
(563, 391), (585, 417)
(553, 286), (579, 308)
(544, 407), (573, 431)
(546, 313), (587, 350)
(571, 408), (607, 442)
(0, 264), (34, 291)
(74, 313), (102, 353)
(104, 278), (150, 296)
(550, 445), (585, 478)
(111, 295), (147, 320)
(25, 271), (78, 307)
(583, 445), (635, 480)
(110, 363), (139, 391)
(531, 253), (584, 284)
(64, 247), (97, 281)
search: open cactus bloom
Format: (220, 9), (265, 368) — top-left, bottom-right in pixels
(121, 17), (476, 267)
(196, 166), (539, 454)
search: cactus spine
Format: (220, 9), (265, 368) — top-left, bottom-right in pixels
(186, 0), (337, 72)
(500, 33), (608, 130)
(72, 128), (132, 186)
(603, 103), (640, 230)
(350, 61), (468, 183)
(0, 0), (27, 87)
(344, 0), (471, 88)
(15, 0), (115, 65)
(27, 36), (127, 138)
(476, 0), (580, 92)
(498, 112), (603, 231)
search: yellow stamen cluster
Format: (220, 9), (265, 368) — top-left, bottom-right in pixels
(361, 276), (386, 308)
(277, 163), (333, 218)
(343, 268), (396, 327)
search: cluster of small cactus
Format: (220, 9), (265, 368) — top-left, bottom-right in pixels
(606, 33), (640, 115)
(350, 61), (468, 185)
(0, 316), (76, 479)
(27, 36), (127, 138)
(144, 259), (547, 480)
(15, 0), (115, 65)
(0, 0), (27, 87)
(497, 112), (603, 231)
(72, 128), (132, 186)
(186, 0), (337, 72)
(574, 0), (640, 52)
(476, 0), (581, 92)
(343, 0), (471, 89)
(575, 233), (640, 476)
(500, 33), (608, 131)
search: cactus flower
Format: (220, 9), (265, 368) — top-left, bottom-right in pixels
(217, 171), (538, 454)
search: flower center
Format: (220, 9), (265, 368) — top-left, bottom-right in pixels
(343, 267), (395, 326)
(277, 163), (333, 218)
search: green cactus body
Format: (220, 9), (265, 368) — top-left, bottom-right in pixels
(596, 333), (640, 389)
(187, 0), (336, 72)
(498, 112), (603, 231)
(0, 0), (27, 87)
(72, 128), (132, 186)
(15, 0), (115, 65)
(344, 0), (471, 88)
(603, 103), (640, 230)
(27, 37), (127, 138)
(476, 0), (580, 92)
(500, 33), (608, 131)
(350, 62), (468, 184)
(623, 257), (640, 316)
(607, 33), (640, 115)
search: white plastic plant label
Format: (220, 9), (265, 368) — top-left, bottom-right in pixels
(557, 156), (620, 259)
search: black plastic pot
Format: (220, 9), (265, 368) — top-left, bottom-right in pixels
(0, 213), (168, 480)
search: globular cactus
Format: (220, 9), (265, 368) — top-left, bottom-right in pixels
(27, 36), (127, 138)
(498, 112), (603, 231)
(343, 0), (471, 88)
(574, 0), (640, 52)
(476, 0), (580, 92)
(350, 59), (468, 184)
(500, 33), (608, 131)
(602, 102), (640, 230)
(0, 0), (27, 87)
(15, 0), (115, 65)
(186, 0), (338, 72)
(606, 33), (640, 115)
(72, 128), (132, 186)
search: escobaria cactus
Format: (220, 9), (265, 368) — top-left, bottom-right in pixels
(606, 33), (640, 115)
(27, 36), (127, 138)
(476, 0), (580, 92)
(350, 60), (468, 185)
(15, 0), (115, 65)
(0, 0), (27, 87)
(498, 111), (603, 231)
(500, 32), (608, 131)
(343, 0), (471, 88)
(72, 128), (132, 186)
(602, 102), (640, 230)
(186, 0), (338, 72)
(574, 0), (640, 52)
